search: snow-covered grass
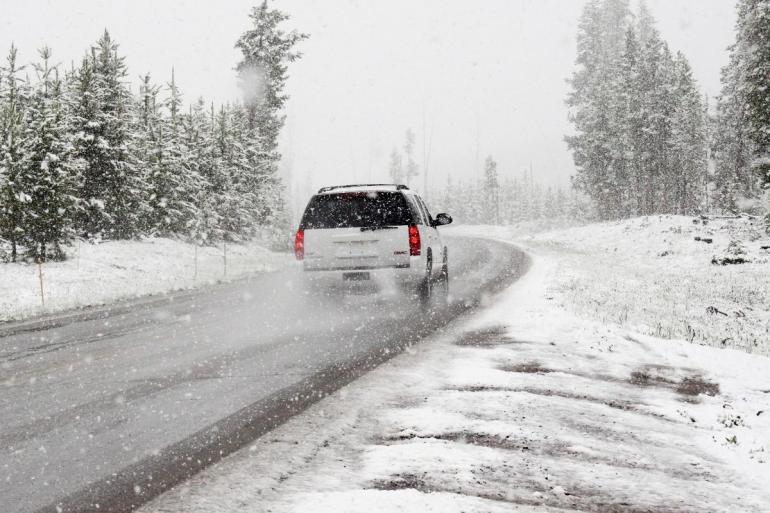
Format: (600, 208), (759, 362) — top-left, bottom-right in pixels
(140, 248), (770, 513)
(0, 238), (289, 322)
(456, 215), (770, 356)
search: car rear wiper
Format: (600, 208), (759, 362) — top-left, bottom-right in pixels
(360, 225), (398, 232)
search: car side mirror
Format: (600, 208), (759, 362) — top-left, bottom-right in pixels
(434, 213), (453, 226)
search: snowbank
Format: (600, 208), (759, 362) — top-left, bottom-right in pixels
(0, 238), (289, 322)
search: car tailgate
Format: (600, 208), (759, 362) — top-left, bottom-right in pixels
(303, 226), (410, 270)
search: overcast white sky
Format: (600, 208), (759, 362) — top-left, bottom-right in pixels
(1, 0), (737, 203)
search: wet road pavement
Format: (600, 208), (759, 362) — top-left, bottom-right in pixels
(0, 236), (527, 512)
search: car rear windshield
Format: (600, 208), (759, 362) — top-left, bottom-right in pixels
(301, 192), (414, 229)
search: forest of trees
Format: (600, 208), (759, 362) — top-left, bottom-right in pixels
(431, 159), (591, 226)
(567, 0), (770, 224)
(566, 0), (708, 220)
(0, 1), (306, 262)
(713, 0), (770, 216)
(3, 0), (768, 263)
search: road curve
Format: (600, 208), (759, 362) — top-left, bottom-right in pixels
(0, 236), (529, 513)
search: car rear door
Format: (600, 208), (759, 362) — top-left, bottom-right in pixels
(414, 195), (441, 261)
(300, 192), (413, 271)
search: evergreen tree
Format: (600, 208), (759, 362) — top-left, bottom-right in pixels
(403, 128), (419, 187)
(184, 98), (221, 244)
(141, 71), (202, 236)
(19, 48), (83, 260)
(211, 104), (252, 241)
(566, 0), (631, 220)
(566, 0), (707, 219)
(73, 31), (146, 239)
(235, 2), (307, 237)
(388, 148), (404, 183)
(235, 1), (308, 154)
(0, 45), (28, 261)
(712, 41), (755, 211)
(483, 155), (500, 224)
(738, 0), (770, 191)
(670, 53), (707, 214)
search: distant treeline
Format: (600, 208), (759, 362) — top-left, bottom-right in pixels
(432, 157), (592, 226)
(0, 1), (307, 262)
(566, 0), (770, 223)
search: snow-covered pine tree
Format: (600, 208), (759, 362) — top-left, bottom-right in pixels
(669, 53), (707, 215)
(483, 156), (500, 224)
(712, 36), (756, 212)
(565, 0), (631, 220)
(542, 187), (556, 219)
(554, 187), (567, 218)
(0, 45), (29, 261)
(236, 1), (308, 154)
(636, 18), (675, 215)
(73, 31), (146, 240)
(211, 104), (252, 242)
(19, 48), (83, 261)
(404, 129), (419, 188)
(132, 73), (158, 234)
(141, 70), (201, 237)
(231, 101), (283, 234)
(567, 0), (707, 218)
(619, 25), (645, 215)
(235, 1), (308, 237)
(388, 148), (404, 184)
(737, 0), (770, 203)
(183, 98), (221, 244)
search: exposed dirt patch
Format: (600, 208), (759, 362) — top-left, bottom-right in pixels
(451, 384), (516, 393)
(370, 473), (432, 492)
(371, 435), (717, 513)
(630, 369), (677, 387)
(377, 430), (715, 483)
(449, 385), (642, 413)
(370, 479), (547, 507)
(369, 479), (701, 513)
(454, 325), (524, 347)
(677, 376), (720, 397)
(630, 366), (719, 398)
(499, 361), (553, 374)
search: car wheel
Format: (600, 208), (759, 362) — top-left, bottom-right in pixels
(438, 249), (449, 304)
(418, 252), (433, 304)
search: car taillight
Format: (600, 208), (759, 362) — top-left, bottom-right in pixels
(294, 229), (304, 260)
(408, 224), (421, 256)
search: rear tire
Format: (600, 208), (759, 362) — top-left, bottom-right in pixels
(418, 253), (433, 305)
(437, 249), (449, 305)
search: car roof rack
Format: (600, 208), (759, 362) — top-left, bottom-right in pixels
(317, 184), (409, 193)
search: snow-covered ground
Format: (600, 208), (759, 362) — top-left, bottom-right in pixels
(456, 215), (770, 356)
(140, 229), (770, 513)
(0, 238), (288, 322)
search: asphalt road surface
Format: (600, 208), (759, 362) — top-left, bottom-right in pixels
(0, 236), (528, 513)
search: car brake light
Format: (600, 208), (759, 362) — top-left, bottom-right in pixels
(294, 229), (304, 260)
(408, 224), (421, 256)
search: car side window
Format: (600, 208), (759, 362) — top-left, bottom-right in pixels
(405, 195), (426, 225)
(416, 197), (434, 226)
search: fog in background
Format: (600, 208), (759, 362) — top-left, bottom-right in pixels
(1, 0), (736, 209)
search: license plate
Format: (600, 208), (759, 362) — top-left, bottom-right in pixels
(343, 272), (370, 281)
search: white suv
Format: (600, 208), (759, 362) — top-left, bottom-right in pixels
(294, 184), (452, 301)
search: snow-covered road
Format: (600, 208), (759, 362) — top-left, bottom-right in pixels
(0, 237), (526, 513)
(140, 244), (770, 513)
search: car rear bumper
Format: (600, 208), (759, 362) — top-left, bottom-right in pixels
(302, 258), (424, 289)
